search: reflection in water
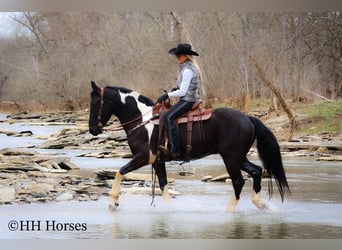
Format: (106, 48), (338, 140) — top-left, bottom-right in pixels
(151, 214), (171, 238)
(1, 175), (342, 239)
(108, 222), (127, 239)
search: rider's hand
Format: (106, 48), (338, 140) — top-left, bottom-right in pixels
(156, 93), (169, 104)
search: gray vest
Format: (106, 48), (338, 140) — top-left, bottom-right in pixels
(176, 61), (200, 102)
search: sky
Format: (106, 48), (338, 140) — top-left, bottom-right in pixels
(0, 12), (22, 38)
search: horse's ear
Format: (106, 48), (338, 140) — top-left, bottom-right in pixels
(91, 81), (99, 91)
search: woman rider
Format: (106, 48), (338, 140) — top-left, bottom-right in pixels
(157, 43), (201, 159)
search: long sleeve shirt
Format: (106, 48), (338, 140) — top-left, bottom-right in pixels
(168, 68), (194, 98)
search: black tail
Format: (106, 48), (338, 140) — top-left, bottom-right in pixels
(249, 116), (290, 201)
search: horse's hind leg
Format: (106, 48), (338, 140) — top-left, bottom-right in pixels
(222, 156), (245, 212)
(154, 160), (171, 203)
(241, 160), (265, 209)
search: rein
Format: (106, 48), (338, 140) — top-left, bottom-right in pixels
(97, 87), (105, 129)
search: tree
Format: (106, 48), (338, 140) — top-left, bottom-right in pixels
(1, 12), (340, 111)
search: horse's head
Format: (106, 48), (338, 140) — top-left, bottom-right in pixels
(89, 81), (112, 136)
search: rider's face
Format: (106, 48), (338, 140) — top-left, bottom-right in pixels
(176, 54), (187, 64)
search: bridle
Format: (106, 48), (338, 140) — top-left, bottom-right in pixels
(97, 87), (105, 129)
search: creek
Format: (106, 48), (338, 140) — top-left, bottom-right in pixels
(0, 114), (341, 239)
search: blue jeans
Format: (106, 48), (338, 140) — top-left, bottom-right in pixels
(164, 100), (195, 155)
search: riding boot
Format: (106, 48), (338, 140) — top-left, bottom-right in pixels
(165, 118), (180, 159)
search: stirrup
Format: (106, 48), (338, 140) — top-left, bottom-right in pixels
(158, 145), (169, 155)
(158, 145), (180, 159)
(169, 151), (180, 159)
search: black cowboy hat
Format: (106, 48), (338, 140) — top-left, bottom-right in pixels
(168, 43), (199, 56)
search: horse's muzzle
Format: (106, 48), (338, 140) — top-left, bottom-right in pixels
(89, 125), (103, 136)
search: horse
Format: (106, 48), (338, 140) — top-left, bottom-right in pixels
(88, 81), (290, 212)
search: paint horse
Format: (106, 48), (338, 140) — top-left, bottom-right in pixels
(89, 81), (290, 212)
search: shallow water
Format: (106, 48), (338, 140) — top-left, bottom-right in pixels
(1, 180), (342, 239)
(0, 116), (342, 239)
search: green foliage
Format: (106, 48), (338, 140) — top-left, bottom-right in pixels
(297, 101), (342, 133)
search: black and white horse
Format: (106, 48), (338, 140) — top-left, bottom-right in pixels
(89, 81), (290, 212)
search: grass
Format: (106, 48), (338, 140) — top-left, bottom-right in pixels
(295, 100), (342, 134)
(210, 98), (342, 135)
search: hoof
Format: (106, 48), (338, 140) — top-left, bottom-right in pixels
(226, 195), (238, 212)
(163, 193), (172, 203)
(162, 185), (172, 203)
(108, 202), (119, 211)
(226, 205), (236, 213)
(252, 192), (266, 209)
(253, 200), (267, 210)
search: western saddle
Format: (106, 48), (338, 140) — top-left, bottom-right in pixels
(152, 99), (211, 160)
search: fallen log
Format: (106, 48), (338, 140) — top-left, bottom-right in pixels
(316, 155), (342, 161)
(279, 142), (342, 151)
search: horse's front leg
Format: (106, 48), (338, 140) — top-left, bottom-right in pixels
(109, 154), (148, 210)
(109, 171), (124, 210)
(154, 160), (171, 203)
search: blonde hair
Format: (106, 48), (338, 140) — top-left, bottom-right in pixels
(186, 55), (203, 80)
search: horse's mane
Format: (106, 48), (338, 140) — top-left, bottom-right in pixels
(106, 85), (155, 106)
(106, 85), (132, 94)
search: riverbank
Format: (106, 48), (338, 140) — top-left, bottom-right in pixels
(0, 109), (341, 205)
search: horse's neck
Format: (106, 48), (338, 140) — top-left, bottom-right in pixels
(113, 90), (154, 129)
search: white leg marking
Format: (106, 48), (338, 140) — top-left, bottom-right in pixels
(148, 151), (156, 164)
(162, 184), (171, 203)
(252, 191), (266, 209)
(226, 194), (239, 212)
(109, 172), (123, 211)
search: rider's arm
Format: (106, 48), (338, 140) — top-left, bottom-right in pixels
(168, 69), (194, 98)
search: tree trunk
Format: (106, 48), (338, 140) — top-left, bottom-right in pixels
(250, 55), (296, 141)
(294, 14), (302, 99)
(13, 13), (54, 67)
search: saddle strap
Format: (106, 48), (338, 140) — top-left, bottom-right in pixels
(185, 112), (194, 161)
(185, 108), (206, 161)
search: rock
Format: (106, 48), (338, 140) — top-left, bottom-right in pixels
(0, 164), (41, 172)
(0, 129), (33, 137)
(95, 169), (118, 179)
(210, 173), (230, 182)
(56, 192), (74, 202)
(26, 183), (55, 195)
(122, 153), (133, 158)
(38, 161), (67, 173)
(18, 130), (33, 136)
(201, 175), (213, 182)
(95, 169), (175, 183)
(0, 128), (16, 136)
(178, 171), (195, 176)
(77, 151), (131, 158)
(279, 141), (342, 152)
(0, 187), (16, 203)
(0, 148), (35, 156)
(37, 141), (67, 149)
(58, 161), (80, 170)
(125, 173), (154, 182)
(126, 173), (175, 183)
(316, 155), (342, 161)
